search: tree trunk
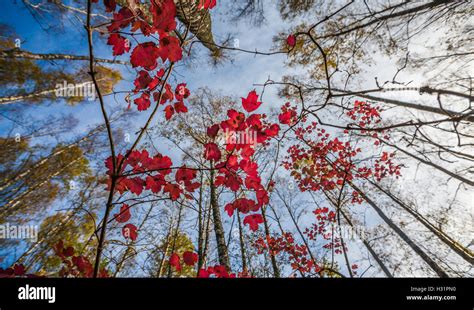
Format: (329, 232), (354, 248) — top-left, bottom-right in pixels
(197, 173), (205, 271)
(349, 181), (449, 278)
(331, 88), (474, 123)
(340, 208), (394, 277)
(0, 48), (128, 65)
(260, 205), (281, 277)
(174, 0), (220, 55)
(236, 211), (248, 273)
(370, 180), (474, 264)
(115, 0), (219, 55)
(381, 139), (474, 187)
(0, 79), (104, 105)
(0, 125), (103, 193)
(209, 168), (230, 270)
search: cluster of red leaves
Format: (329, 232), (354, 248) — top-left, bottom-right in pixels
(105, 150), (200, 240)
(346, 102), (401, 180)
(350, 190), (363, 204)
(344, 100), (391, 146)
(106, 151), (200, 198)
(278, 102), (298, 125)
(346, 100), (381, 128)
(204, 90), (280, 231)
(0, 264), (38, 278)
(103, 0), (191, 119)
(374, 151), (401, 181)
(106, 0), (180, 61)
(168, 251), (199, 272)
(167, 251), (241, 278)
(253, 232), (321, 275)
(284, 122), (360, 192)
(198, 265), (236, 278)
(304, 207), (345, 254)
(281, 101), (401, 204)
(53, 241), (109, 278)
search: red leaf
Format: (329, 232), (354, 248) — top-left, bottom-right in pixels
(215, 170), (241, 191)
(63, 246), (75, 257)
(114, 204), (131, 223)
(103, 0), (116, 12)
(175, 83), (190, 101)
(213, 265), (228, 277)
(158, 35), (183, 62)
(134, 71), (153, 91)
(241, 90), (262, 112)
(246, 114), (262, 129)
(145, 175), (166, 193)
(197, 269), (210, 278)
(125, 177), (144, 195)
(13, 264), (26, 276)
(164, 183), (182, 200)
(122, 224), (138, 241)
(174, 101), (188, 113)
(264, 124), (280, 137)
(287, 34), (296, 47)
(169, 253), (181, 271)
(243, 214), (264, 231)
(175, 166), (199, 192)
(107, 7), (134, 32)
(207, 124), (220, 139)
(279, 111), (294, 125)
(245, 174), (261, 191)
(134, 93), (151, 111)
(150, 0), (177, 33)
(148, 154), (173, 171)
(164, 105), (175, 120)
(156, 83), (174, 105)
(107, 33), (130, 56)
(222, 109), (246, 130)
(72, 256), (93, 276)
(231, 198), (258, 214)
(183, 251), (198, 266)
(256, 188), (269, 206)
(224, 203), (234, 216)
(148, 76), (161, 91)
(204, 143), (221, 161)
(130, 42), (160, 70)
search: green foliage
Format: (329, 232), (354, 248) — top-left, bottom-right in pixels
(0, 138), (91, 224)
(0, 25), (122, 105)
(36, 211), (97, 274)
(156, 230), (196, 277)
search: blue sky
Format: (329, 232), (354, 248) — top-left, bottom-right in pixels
(0, 0), (292, 142)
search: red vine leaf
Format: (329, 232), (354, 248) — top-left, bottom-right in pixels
(243, 214), (264, 231)
(114, 204), (131, 223)
(182, 251), (198, 266)
(241, 90), (262, 112)
(122, 223), (138, 241)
